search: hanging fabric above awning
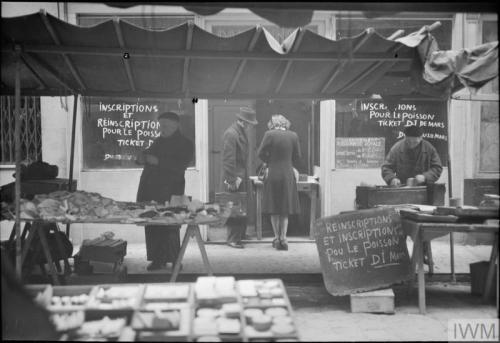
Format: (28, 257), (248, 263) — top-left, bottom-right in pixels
(1, 11), (497, 100)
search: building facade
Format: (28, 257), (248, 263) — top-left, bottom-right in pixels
(1, 2), (498, 244)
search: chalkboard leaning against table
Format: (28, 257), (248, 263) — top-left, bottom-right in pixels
(136, 112), (194, 271)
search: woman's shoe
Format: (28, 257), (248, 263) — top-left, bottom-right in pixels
(279, 239), (288, 251)
(272, 238), (279, 249)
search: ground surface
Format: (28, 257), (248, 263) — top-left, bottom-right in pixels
(21, 238), (498, 341)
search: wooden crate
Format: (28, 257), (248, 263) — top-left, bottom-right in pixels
(350, 288), (395, 314)
(470, 261), (497, 299)
(356, 183), (445, 209)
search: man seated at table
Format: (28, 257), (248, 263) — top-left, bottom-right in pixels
(381, 125), (443, 187)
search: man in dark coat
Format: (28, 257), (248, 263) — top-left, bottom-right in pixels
(221, 107), (258, 248)
(381, 125), (443, 265)
(381, 125), (443, 186)
(137, 111), (194, 271)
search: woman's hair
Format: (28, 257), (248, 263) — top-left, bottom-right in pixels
(267, 114), (291, 130)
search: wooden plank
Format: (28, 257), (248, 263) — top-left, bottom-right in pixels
(10, 43), (413, 62)
(40, 10), (86, 91)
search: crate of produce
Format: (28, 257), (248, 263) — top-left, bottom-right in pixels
(131, 305), (191, 342)
(86, 283), (144, 315)
(238, 279), (299, 341)
(141, 283), (192, 311)
(67, 315), (129, 341)
(191, 276), (244, 341)
(356, 183), (445, 209)
(24, 284), (53, 308)
(47, 285), (96, 312)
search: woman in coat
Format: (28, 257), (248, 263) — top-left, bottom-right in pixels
(257, 114), (301, 250)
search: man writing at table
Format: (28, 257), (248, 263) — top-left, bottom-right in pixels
(136, 111), (194, 271)
(381, 125), (443, 264)
(382, 125), (443, 187)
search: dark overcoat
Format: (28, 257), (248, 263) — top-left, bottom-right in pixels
(136, 130), (193, 263)
(221, 122), (248, 191)
(137, 130), (194, 203)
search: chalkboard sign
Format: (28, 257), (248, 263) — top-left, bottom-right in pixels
(336, 99), (448, 167)
(82, 97), (195, 169)
(315, 207), (412, 296)
(335, 137), (385, 168)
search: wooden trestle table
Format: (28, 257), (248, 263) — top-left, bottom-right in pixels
(402, 218), (499, 314)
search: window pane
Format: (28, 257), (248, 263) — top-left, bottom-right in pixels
(0, 96), (42, 164)
(479, 100), (499, 172)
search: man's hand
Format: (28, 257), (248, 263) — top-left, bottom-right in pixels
(415, 174), (426, 185)
(390, 178), (401, 187)
(145, 154), (159, 165)
(235, 177), (242, 189)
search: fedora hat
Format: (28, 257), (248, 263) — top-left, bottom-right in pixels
(236, 107), (258, 125)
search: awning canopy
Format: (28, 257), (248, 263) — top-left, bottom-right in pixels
(1, 11), (497, 100)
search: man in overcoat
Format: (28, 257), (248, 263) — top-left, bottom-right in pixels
(221, 107), (258, 248)
(381, 125), (443, 265)
(382, 125), (443, 187)
(137, 111), (194, 270)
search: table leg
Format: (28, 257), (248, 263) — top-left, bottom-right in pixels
(170, 225), (191, 283)
(450, 232), (456, 283)
(36, 223), (60, 285)
(426, 241), (434, 275)
(256, 186), (262, 240)
(21, 222), (36, 266)
(52, 224), (71, 275)
(309, 187), (317, 240)
(483, 234), (498, 303)
(192, 225), (213, 276)
(416, 231), (426, 314)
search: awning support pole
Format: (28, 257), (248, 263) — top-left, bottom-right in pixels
(447, 99), (456, 283)
(66, 94), (78, 236)
(14, 45), (22, 278)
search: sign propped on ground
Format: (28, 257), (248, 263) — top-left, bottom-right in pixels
(315, 207), (412, 296)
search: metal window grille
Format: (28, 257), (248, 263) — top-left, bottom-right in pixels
(0, 96), (42, 164)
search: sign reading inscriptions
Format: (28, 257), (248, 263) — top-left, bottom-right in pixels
(315, 207), (412, 296)
(335, 99), (448, 167)
(82, 97), (195, 169)
(335, 137), (385, 168)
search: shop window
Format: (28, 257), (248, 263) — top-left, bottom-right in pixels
(0, 96), (42, 164)
(478, 18), (498, 174)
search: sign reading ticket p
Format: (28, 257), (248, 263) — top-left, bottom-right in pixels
(315, 207), (412, 296)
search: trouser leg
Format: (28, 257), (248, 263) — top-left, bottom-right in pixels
(145, 225), (181, 263)
(226, 217), (247, 244)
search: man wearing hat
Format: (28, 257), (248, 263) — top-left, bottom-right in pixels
(221, 107), (258, 248)
(382, 125), (443, 187)
(137, 111), (194, 270)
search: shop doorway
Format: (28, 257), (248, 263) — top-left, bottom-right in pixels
(208, 100), (256, 201)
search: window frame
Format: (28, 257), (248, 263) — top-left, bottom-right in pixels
(474, 14), (499, 177)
